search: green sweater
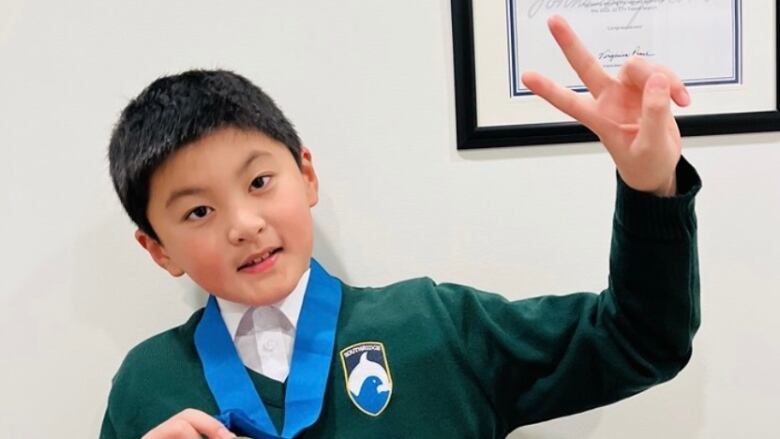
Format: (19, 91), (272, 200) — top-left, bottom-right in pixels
(101, 159), (701, 438)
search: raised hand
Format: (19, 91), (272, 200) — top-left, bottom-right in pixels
(522, 15), (690, 196)
(141, 409), (235, 439)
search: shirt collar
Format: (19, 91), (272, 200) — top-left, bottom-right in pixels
(216, 268), (311, 340)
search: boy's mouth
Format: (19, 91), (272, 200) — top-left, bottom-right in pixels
(238, 247), (282, 271)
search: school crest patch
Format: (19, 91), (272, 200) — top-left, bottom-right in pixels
(340, 341), (393, 416)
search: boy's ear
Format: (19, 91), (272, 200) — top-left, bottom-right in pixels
(300, 147), (319, 207)
(134, 230), (185, 277)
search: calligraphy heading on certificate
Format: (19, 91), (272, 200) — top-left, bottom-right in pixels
(509, 0), (740, 96)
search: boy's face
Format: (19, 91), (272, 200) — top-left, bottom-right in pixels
(137, 127), (319, 306)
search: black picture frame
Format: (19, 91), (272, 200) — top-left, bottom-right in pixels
(451, 0), (780, 149)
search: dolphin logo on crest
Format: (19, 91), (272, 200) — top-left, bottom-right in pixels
(340, 341), (393, 416)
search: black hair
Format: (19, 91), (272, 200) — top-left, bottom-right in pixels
(108, 69), (302, 242)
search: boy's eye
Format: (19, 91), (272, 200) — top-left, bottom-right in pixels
(185, 206), (212, 221)
(250, 176), (271, 190)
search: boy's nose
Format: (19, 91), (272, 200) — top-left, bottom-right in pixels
(227, 210), (266, 244)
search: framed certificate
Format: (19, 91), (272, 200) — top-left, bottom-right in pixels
(452, 0), (780, 148)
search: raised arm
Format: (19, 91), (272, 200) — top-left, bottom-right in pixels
(433, 16), (701, 432)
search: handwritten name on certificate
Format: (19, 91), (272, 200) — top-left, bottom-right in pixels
(508, 0), (740, 96)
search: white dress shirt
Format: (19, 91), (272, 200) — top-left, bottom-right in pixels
(216, 269), (310, 382)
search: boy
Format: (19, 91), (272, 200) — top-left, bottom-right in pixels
(101, 17), (701, 439)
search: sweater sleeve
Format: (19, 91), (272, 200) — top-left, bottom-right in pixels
(434, 156), (701, 432)
(98, 407), (119, 439)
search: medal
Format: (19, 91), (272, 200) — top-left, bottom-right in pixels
(194, 259), (342, 438)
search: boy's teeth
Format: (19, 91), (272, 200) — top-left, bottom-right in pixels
(240, 249), (281, 270)
(252, 251), (272, 264)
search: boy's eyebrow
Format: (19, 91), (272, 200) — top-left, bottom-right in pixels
(236, 150), (271, 176)
(165, 187), (207, 209)
(164, 150), (272, 209)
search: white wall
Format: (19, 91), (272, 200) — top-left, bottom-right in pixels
(1, 1), (778, 437)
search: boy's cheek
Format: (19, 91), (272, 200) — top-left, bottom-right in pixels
(188, 261), (229, 295)
(181, 246), (230, 293)
(275, 202), (314, 239)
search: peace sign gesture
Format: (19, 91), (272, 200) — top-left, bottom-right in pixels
(522, 16), (690, 197)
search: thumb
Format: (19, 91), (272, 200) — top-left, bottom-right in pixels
(638, 73), (673, 144)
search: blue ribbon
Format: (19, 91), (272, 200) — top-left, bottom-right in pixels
(194, 259), (342, 438)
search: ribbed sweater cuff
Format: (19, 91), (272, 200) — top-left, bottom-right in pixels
(614, 155), (702, 241)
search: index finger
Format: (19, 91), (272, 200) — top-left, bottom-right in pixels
(548, 15), (612, 97)
(521, 70), (614, 136)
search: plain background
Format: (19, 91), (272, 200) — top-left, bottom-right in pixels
(1, 1), (778, 437)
